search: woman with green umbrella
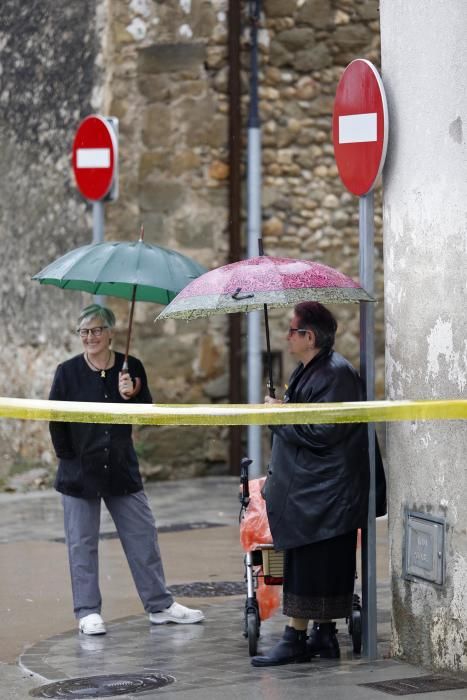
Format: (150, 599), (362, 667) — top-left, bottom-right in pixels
(48, 303), (204, 635)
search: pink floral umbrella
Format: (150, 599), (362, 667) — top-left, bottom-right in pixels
(156, 255), (373, 395)
(157, 256), (372, 319)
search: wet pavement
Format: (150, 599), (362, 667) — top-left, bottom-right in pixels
(2, 477), (467, 699)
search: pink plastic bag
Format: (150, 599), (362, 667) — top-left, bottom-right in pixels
(239, 477), (273, 552)
(239, 478), (281, 621)
(256, 575), (281, 620)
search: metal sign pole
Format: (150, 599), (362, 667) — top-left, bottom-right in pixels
(247, 0), (262, 477)
(92, 201), (105, 305)
(359, 191), (377, 660)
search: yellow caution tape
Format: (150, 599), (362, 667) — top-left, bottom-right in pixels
(0, 397), (467, 426)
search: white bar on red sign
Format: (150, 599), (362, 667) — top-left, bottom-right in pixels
(76, 148), (111, 168)
(338, 113), (377, 144)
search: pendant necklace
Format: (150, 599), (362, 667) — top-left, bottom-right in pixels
(86, 350), (112, 378)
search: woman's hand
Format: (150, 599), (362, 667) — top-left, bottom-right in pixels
(264, 395), (284, 405)
(119, 371), (134, 400)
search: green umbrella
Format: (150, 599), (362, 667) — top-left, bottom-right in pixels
(33, 229), (206, 377)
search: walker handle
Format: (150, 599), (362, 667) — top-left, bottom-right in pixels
(240, 457), (253, 505)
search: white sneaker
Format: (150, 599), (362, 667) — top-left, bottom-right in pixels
(79, 613), (107, 635)
(149, 601), (205, 625)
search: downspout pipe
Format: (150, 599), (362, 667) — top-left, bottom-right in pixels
(247, 0), (263, 477)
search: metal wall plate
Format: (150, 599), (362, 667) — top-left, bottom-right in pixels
(404, 511), (445, 585)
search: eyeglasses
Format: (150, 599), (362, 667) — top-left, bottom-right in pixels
(77, 326), (109, 338)
(287, 327), (309, 337)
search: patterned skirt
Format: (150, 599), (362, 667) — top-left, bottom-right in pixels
(282, 529), (357, 620)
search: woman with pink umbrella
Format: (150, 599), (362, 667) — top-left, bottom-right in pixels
(250, 301), (371, 666)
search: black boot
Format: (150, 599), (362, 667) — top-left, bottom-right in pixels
(251, 625), (310, 667)
(306, 621), (340, 658)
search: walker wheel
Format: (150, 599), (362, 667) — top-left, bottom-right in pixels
(351, 608), (362, 654)
(247, 611), (259, 656)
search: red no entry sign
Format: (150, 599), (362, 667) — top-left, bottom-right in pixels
(332, 59), (388, 196)
(72, 115), (118, 201)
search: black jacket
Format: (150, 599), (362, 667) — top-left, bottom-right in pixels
(263, 349), (370, 550)
(49, 352), (152, 498)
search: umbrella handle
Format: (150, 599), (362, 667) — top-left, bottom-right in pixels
(232, 287), (254, 301)
(128, 376), (142, 399)
(263, 302), (276, 398)
(120, 365), (142, 399)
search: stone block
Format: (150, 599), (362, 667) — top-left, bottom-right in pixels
(264, 0), (297, 18)
(333, 24), (372, 52)
(263, 216), (284, 238)
(139, 180), (186, 213)
(262, 186), (281, 208)
(171, 149), (201, 175)
(138, 42), (206, 75)
(214, 65), (229, 93)
(113, 19), (137, 45)
(206, 45), (227, 69)
(138, 74), (172, 101)
(203, 187), (228, 208)
(139, 151), (171, 179)
(208, 160), (229, 180)
(175, 95), (223, 146)
(195, 334), (222, 378)
(296, 76), (319, 100)
(269, 39), (293, 67)
(295, 43), (332, 72)
(331, 210), (349, 229)
(308, 94), (334, 116)
(355, 0), (380, 22)
(203, 373), (228, 400)
(275, 27), (316, 51)
(138, 425), (205, 464)
(191, 1), (217, 37)
(140, 212), (170, 246)
(108, 97), (128, 120)
(188, 114), (227, 149)
(174, 216), (215, 248)
(297, 151), (317, 170)
(297, 0), (333, 29)
(142, 104), (172, 147)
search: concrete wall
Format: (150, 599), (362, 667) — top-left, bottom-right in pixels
(0, 0), (107, 483)
(380, 0), (467, 670)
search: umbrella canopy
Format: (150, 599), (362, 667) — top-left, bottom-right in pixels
(33, 237), (206, 387)
(156, 255), (373, 320)
(156, 255), (373, 398)
(33, 240), (206, 304)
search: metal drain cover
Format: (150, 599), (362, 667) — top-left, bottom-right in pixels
(360, 673), (467, 696)
(30, 672), (175, 698)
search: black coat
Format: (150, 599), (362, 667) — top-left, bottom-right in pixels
(49, 352), (152, 498)
(263, 349), (370, 550)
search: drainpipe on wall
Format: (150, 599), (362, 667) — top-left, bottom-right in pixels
(246, 0), (263, 477)
(227, 0), (243, 475)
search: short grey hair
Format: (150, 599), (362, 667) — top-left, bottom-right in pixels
(77, 304), (116, 329)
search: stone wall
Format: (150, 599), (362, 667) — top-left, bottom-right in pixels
(248, 0), (383, 385)
(0, 0), (383, 487)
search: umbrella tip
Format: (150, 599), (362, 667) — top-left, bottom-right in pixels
(139, 224), (144, 242)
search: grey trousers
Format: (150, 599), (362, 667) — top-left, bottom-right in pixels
(62, 490), (173, 619)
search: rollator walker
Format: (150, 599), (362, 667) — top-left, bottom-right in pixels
(239, 457), (362, 657)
